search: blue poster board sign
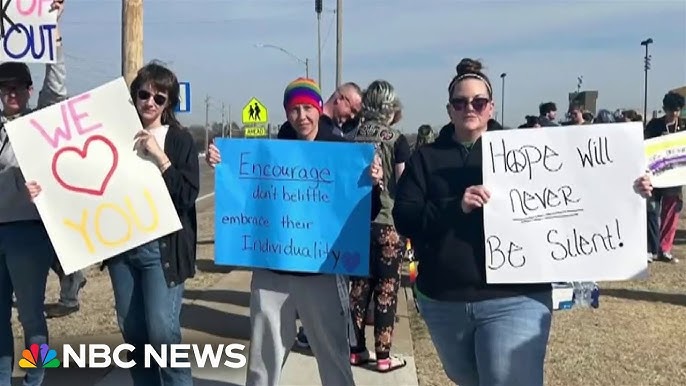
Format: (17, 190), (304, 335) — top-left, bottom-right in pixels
(214, 138), (374, 276)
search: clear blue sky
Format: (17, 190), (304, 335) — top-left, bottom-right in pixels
(26, 0), (686, 131)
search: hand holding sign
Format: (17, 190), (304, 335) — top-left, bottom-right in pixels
(50, 0), (64, 20)
(461, 185), (491, 214)
(134, 129), (167, 168)
(370, 154), (383, 186)
(633, 173), (653, 198)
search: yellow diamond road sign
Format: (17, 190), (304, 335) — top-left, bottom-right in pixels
(242, 97), (269, 124)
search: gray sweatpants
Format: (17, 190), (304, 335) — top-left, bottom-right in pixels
(246, 269), (355, 386)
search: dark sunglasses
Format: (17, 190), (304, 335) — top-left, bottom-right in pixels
(137, 89), (167, 106)
(450, 97), (490, 112)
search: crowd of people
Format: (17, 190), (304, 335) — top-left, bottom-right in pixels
(0, 2), (681, 386)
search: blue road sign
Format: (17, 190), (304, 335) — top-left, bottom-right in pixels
(175, 81), (191, 113)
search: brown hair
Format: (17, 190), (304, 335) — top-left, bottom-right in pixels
(448, 58), (493, 99)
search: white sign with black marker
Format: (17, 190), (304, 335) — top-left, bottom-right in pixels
(482, 122), (648, 284)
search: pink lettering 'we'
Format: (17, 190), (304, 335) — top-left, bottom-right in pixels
(31, 93), (103, 149)
(15, 0), (54, 16)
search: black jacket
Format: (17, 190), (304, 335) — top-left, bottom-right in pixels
(102, 125), (200, 287)
(392, 125), (550, 301)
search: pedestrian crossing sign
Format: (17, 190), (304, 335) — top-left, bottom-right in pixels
(241, 97), (269, 124)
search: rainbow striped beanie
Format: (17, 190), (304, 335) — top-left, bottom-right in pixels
(283, 77), (323, 113)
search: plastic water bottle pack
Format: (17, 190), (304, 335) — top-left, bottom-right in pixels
(572, 282), (600, 309)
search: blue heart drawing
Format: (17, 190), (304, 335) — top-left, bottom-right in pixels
(341, 251), (360, 272)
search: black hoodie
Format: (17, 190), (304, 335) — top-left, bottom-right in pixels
(392, 123), (550, 301)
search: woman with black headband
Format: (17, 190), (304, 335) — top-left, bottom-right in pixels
(392, 58), (654, 386)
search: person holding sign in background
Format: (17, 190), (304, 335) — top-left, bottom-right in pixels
(392, 58), (654, 386)
(0, 2), (65, 385)
(644, 91), (685, 264)
(27, 62), (200, 386)
(206, 78), (383, 386)
(349, 80), (411, 372)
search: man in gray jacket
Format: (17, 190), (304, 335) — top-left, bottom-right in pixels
(0, 2), (69, 385)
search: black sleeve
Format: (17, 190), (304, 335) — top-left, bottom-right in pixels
(644, 119), (662, 139)
(370, 184), (382, 220)
(394, 134), (411, 163)
(392, 151), (468, 240)
(277, 121), (298, 139)
(162, 129), (200, 212)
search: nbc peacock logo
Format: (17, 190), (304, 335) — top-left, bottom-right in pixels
(18, 344), (61, 369)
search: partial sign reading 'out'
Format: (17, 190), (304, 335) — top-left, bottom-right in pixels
(481, 122), (648, 284)
(0, 0), (59, 63)
(213, 139), (374, 276)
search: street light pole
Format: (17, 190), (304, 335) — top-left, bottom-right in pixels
(500, 72), (506, 125)
(315, 0), (323, 87)
(335, 0), (343, 87)
(254, 43), (309, 77)
(641, 38), (653, 127)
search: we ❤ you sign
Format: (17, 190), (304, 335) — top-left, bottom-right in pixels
(4, 77), (182, 274)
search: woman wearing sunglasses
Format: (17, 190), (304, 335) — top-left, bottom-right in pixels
(392, 58), (654, 386)
(111, 62), (199, 386)
(26, 61), (200, 386)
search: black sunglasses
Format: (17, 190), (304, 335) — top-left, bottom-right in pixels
(449, 97), (490, 113)
(137, 89), (168, 106)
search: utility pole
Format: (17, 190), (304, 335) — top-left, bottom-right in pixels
(221, 102), (226, 137)
(121, 0), (144, 86)
(335, 0), (342, 88)
(315, 0), (323, 87)
(204, 95), (210, 147)
(228, 104), (232, 138)
(500, 73), (506, 125)
(641, 38), (653, 127)
(305, 58), (310, 78)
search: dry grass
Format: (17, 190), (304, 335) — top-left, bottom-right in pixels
(411, 231), (686, 386)
(11, 208), (222, 340)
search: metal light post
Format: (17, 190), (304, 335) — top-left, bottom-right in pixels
(641, 38), (653, 127)
(576, 75), (583, 95)
(499, 72), (506, 124)
(254, 43), (309, 77)
(315, 0), (323, 87)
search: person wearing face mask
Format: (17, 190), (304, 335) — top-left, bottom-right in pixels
(391, 58), (654, 386)
(28, 62), (199, 386)
(206, 78), (382, 386)
(0, 2), (66, 385)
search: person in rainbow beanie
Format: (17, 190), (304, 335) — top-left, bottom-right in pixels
(205, 78), (383, 386)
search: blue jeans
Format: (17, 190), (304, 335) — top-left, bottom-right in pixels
(107, 240), (191, 386)
(50, 258), (85, 307)
(417, 290), (552, 386)
(0, 221), (55, 386)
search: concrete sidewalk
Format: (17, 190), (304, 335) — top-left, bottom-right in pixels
(13, 269), (419, 386)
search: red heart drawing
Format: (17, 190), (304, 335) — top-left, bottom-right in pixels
(51, 135), (119, 196)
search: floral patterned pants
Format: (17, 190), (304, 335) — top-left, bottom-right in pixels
(349, 223), (404, 360)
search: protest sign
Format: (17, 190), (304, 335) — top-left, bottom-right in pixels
(4, 77), (182, 274)
(0, 0), (59, 63)
(645, 130), (686, 188)
(214, 138), (374, 276)
(481, 122), (647, 283)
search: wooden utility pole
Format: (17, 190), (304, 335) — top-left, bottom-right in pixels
(122, 0), (144, 86)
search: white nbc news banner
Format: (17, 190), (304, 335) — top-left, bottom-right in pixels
(481, 122), (648, 284)
(60, 343), (247, 369)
